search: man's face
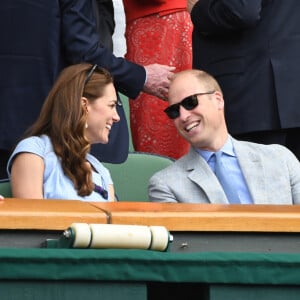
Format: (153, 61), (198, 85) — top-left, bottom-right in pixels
(168, 74), (225, 150)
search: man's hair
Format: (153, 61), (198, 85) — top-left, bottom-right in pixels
(173, 69), (223, 94)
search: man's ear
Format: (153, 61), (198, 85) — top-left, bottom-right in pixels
(214, 91), (225, 110)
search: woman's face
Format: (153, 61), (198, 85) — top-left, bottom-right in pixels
(84, 83), (120, 144)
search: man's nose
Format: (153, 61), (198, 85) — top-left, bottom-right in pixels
(178, 105), (191, 120)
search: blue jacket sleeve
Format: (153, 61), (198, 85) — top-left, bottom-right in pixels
(191, 0), (265, 36)
(59, 0), (145, 98)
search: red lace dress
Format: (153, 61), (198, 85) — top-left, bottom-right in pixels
(124, 2), (193, 159)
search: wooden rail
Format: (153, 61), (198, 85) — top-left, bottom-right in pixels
(0, 198), (107, 230)
(1, 199), (300, 232)
(93, 202), (300, 231)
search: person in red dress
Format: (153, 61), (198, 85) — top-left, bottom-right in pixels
(123, 0), (193, 159)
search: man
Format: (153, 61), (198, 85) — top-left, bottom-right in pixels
(0, 0), (174, 178)
(188, 0), (300, 160)
(148, 70), (300, 204)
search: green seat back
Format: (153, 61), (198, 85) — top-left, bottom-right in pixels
(103, 152), (174, 201)
(0, 179), (12, 197)
(119, 93), (134, 152)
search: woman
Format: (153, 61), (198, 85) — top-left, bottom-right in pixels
(123, 0), (193, 159)
(8, 63), (119, 201)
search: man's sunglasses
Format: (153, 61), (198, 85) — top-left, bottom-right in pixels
(164, 91), (215, 119)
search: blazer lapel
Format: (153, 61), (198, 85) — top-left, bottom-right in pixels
(185, 149), (229, 204)
(233, 139), (267, 204)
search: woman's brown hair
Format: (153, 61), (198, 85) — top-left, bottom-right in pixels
(25, 63), (113, 196)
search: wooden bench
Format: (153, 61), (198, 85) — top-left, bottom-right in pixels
(1, 199), (300, 300)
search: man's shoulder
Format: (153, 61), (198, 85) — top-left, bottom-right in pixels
(234, 139), (296, 159)
(236, 139), (288, 150)
(150, 153), (191, 179)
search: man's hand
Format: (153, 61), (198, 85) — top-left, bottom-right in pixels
(143, 64), (176, 100)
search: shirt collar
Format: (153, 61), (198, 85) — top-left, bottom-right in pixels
(196, 136), (235, 162)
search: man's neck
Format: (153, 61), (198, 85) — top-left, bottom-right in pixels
(195, 133), (229, 152)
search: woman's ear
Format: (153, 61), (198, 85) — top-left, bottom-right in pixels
(81, 97), (89, 113)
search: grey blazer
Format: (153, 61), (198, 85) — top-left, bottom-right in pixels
(148, 139), (300, 204)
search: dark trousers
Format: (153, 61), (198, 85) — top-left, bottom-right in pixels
(234, 128), (300, 161)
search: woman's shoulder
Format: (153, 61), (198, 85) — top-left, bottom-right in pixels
(14, 135), (53, 154)
(7, 135), (54, 176)
(9, 135), (55, 163)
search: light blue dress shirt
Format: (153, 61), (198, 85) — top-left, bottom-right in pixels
(7, 135), (113, 202)
(196, 136), (253, 204)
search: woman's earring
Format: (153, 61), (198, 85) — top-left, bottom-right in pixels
(82, 100), (88, 129)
